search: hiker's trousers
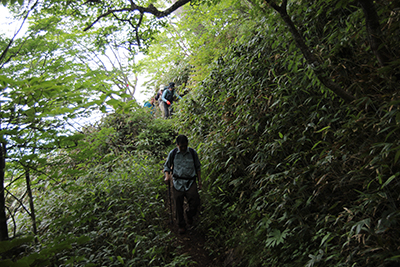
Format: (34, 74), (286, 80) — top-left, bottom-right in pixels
(161, 101), (171, 119)
(173, 181), (200, 228)
(158, 101), (164, 117)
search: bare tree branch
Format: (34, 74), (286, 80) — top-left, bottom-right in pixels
(4, 188), (31, 216)
(83, 0), (191, 32)
(135, 12), (143, 47)
(0, 0), (39, 69)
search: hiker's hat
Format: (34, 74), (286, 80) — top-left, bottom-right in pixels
(169, 82), (175, 88)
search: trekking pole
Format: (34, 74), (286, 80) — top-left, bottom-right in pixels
(167, 178), (173, 224)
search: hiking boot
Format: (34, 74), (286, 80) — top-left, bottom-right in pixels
(178, 227), (186, 234)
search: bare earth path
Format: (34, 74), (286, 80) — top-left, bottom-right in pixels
(164, 183), (224, 266)
(167, 222), (223, 267)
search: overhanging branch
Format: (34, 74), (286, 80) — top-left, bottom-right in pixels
(83, 0), (191, 32)
(135, 13), (144, 47)
(0, 0), (39, 69)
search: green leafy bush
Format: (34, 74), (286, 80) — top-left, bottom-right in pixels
(96, 110), (176, 160)
(2, 112), (187, 266)
(36, 154), (173, 266)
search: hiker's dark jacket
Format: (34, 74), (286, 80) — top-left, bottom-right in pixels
(161, 89), (181, 103)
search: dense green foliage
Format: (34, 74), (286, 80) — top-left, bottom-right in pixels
(0, 109), (197, 266)
(2, 0), (400, 266)
(172, 1), (400, 266)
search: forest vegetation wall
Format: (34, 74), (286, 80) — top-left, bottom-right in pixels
(174, 1), (400, 266)
(0, 108), (190, 266)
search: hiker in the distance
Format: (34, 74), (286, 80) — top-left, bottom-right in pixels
(143, 97), (155, 114)
(164, 135), (202, 234)
(161, 82), (182, 119)
(155, 85), (167, 118)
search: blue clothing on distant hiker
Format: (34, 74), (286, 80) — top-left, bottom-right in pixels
(143, 101), (155, 114)
(164, 147), (201, 192)
(143, 101), (153, 108)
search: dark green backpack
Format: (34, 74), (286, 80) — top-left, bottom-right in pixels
(171, 147), (198, 179)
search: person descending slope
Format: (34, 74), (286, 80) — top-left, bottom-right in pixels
(164, 135), (202, 234)
(161, 82), (182, 119)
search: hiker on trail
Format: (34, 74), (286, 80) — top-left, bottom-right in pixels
(161, 82), (182, 119)
(164, 135), (202, 234)
(155, 85), (167, 118)
(143, 97), (155, 114)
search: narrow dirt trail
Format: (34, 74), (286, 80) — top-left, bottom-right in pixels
(167, 222), (223, 267)
(164, 182), (224, 267)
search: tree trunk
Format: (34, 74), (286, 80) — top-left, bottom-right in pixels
(25, 169), (37, 237)
(358, 0), (392, 68)
(0, 142), (9, 241)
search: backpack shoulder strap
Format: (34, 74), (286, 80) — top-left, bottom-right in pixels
(189, 148), (198, 174)
(171, 147), (178, 171)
